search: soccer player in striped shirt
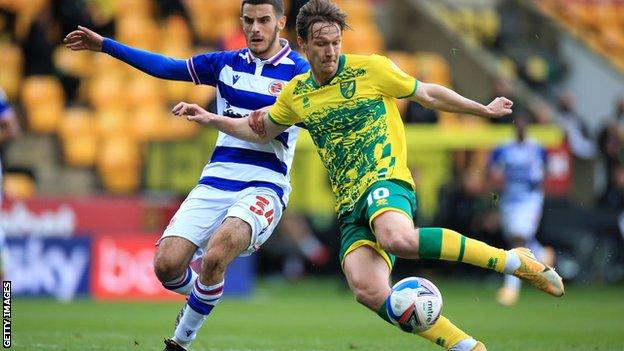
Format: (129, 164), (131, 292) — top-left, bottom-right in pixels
(65, 1), (309, 350)
(488, 115), (555, 306)
(172, 1), (565, 350)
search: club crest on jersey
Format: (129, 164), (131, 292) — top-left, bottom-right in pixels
(340, 80), (356, 99)
(268, 81), (284, 96)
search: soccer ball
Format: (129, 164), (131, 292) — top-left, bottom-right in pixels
(386, 277), (443, 333)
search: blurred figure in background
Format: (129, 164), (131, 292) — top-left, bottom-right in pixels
(597, 96), (624, 202)
(434, 169), (502, 250)
(0, 87), (21, 282)
(488, 115), (554, 306)
(274, 213), (330, 280)
(558, 91), (596, 160)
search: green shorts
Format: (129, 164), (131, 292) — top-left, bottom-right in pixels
(338, 179), (418, 269)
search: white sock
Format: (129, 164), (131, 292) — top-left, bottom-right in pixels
(163, 266), (198, 295)
(449, 337), (478, 351)
(173, 280), (224, 347)
(503, 250), (521, 274)
(504, 274), (522, 290)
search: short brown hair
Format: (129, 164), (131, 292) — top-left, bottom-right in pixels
(241, 0), (284, 16)
(296, 0), (349, 40)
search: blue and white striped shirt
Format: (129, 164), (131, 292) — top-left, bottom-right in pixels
(103, 38), (310, 207)
(489, 140), (548, 204)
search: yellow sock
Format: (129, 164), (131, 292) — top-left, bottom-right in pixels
(418, 227), (508, 273)
(418, 315), (470, 349)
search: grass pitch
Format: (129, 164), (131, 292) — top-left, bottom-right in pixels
(13, 278), (624, 351)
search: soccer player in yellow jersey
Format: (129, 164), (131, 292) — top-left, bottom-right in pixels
(172, 0), (564, 349)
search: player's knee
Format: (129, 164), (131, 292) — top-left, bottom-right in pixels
(351, 280), (384, 309)
(200, 249), (229, 276)
(378, 231), (417, 256)
(153, 255), (186, 283)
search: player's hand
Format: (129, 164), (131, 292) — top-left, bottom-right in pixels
(172, 102), (215, 124)
(63, 25), (104, 52)
(248, 106), (270, 137)
(485, 97), (513, 118)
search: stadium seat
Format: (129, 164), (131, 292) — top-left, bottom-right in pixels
(88, 74), (128, 110)
(96, 108), (135, 139)
(2, 172), (37, 200)
(161, 15), (192, 49)
(20, 75), (65, 133)
(0, 42), (23, 100)
(479, 8), (500, 44)
(127, 76), (165, 109)
(97, 136), (141, 193)
(340, 0), (374, 24)
(113, 0), (152, 18)
(116, 14), (159, 51)
(53, 44), (93, 77)
(132, 106), (170, 141)
(342, 24), (384, 54)
(59, 108), (98, 167)
(186, 0), (238, 42)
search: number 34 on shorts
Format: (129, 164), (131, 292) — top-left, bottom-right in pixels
(249, 195), (275, 226)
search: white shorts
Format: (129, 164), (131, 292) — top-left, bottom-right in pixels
(160, 184), (283, 256)
(500, 199), (543, 240)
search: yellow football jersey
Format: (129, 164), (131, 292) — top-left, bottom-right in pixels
(269, 54), (418, 216)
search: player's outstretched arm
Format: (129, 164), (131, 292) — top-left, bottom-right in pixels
(64, 26), (191, 82)
(172, 102), (287, 144)
(409, 82), (513, 119)
(64, 25), (104, 51)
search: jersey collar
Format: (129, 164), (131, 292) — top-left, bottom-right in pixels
(245, 39), (291, 66)
(309, 54), (346, 88)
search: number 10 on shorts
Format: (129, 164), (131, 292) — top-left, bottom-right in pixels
(367, 187), (389, 207)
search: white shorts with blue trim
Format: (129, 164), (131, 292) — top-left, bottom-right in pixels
(160, 184), (283, 256)
(500, 197), (543, 240)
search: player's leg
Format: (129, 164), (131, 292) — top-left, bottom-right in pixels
(497, 232), (526, 306)
(342, 245), (484, 350)
(156, 186), (226, 296)
(368, 180), (563, 297)
(170, 189), (282, 350)
(154, 237), (199, 295)
(497, 201), (554, 306)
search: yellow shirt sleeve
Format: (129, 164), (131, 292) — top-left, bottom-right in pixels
(268, 80), (300, 126)
(370, 54), (418, 99)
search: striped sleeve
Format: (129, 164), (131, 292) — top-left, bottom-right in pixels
(188, 51), (235, 86)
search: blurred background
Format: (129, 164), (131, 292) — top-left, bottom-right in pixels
(1, 0), (624, 304)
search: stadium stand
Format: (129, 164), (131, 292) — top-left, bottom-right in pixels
(1, 0), (447, 194)
(533, 0), (624, 73)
